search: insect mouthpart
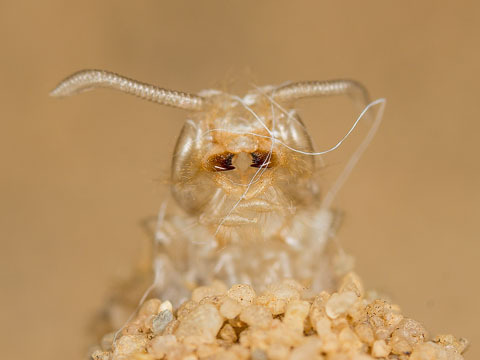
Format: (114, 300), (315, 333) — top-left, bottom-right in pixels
(207, 152), (235, 172)
(251, 150), (274, 168)
(206, 151), (276, 173)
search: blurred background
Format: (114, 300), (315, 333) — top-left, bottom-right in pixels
(1, 1), (478, 359)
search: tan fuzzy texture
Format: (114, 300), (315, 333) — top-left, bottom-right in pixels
(227, 284), (256, 306)
(220, 297), (242, 319)
(94, 274), (468, 360)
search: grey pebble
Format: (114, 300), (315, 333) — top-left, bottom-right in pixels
(152, 310), (174, 334)
(251, 348), (268, 360)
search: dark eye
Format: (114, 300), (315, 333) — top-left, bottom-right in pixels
(207, 152), (235, 172)
(251, 151), (274, 168)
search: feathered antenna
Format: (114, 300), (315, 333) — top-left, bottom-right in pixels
(50, 69), (206, 111)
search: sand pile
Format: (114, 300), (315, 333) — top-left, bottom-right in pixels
(91, 272), (468, 360)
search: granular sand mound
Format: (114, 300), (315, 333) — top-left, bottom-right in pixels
(91, 272), (468, 360)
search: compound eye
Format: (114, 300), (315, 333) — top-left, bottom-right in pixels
(207, 152), (236, 172)
(251, 151), (274, 168)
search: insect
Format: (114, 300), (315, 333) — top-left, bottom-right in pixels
(51, 70), (385, 305)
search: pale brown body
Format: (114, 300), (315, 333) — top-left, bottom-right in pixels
(51, 70), (375, 304)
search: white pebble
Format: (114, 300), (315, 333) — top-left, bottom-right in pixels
(325, 291), (357, 319)
(175, 303), (224, 341)
(159, 300), (173, 312)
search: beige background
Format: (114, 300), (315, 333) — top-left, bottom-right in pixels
(1, 1), (478, 359)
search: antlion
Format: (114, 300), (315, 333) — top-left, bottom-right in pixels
(51, 70), (385, 305)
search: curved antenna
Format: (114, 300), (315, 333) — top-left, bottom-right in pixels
(50, 69), (205, 111)
(272, 80), (386, 211)
(272, 79), (370, 108)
